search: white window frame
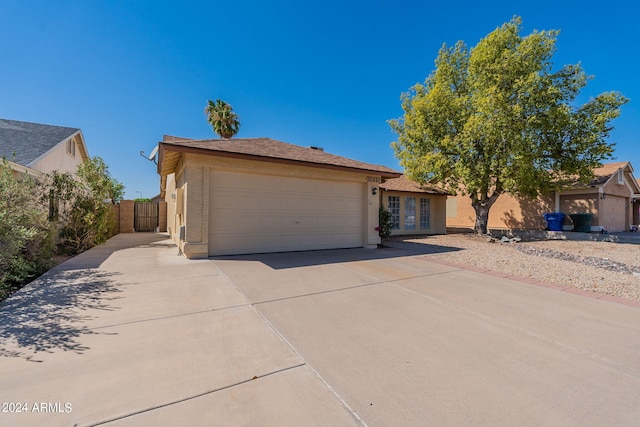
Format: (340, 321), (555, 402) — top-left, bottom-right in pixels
(388, 196), (400, 229)
(420, 197), (431, 229)
(404, 197), (416, 230)
(66, 139), (76, 157)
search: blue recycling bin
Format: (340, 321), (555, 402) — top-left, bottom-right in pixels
(543, 212), (566, 231)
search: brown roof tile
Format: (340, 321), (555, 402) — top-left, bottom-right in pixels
(380, 175), (449, 194)
(159, 137), (400, 177)
(562, 161), (631, 188)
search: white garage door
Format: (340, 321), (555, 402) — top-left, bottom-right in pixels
(209, 171), (364, 255)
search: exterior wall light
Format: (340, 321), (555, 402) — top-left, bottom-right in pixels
(372, 187), (378, 195)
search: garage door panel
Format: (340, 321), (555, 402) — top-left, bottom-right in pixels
(209, 171), (364, 255)
(345, 214), (361, 228)
(259, 214), (283, 229)
(259, 196), (282, 211)
(214, 234), (273, 253)
(335, 232), (362, 245)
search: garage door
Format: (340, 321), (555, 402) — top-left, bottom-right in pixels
(601, 195), (627, 232)
(209, 171), (364, 255)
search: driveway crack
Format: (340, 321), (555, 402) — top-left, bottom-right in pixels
(84, 363), (307, 426)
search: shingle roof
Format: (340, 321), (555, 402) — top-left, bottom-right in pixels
(562, 161), (631, 188)
(380, 175), (449, 194)
(159, 137), (401, 177)
(0, 118), (80, 166)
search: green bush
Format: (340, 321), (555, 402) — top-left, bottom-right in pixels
(0, 160), (56, 300)
(377, 206), (393, 240)
(44, 157), (124, 254)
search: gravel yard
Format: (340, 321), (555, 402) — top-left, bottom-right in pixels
(396, 233), (640, 302)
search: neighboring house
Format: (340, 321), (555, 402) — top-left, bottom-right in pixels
(379, 175), (448, 235)
(635, 178), (640, 228)
(0, 118), (89, 177)
(446, 162), (640, 233)
(157, 136), (401, 258)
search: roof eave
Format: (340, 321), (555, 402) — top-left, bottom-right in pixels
(5, 160), (43, 178)
(157, 142), (401, 178)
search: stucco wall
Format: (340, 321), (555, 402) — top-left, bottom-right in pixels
(164, 173), (177, 238)
(158, 201), (167, 232)
(446, 193), (553, 230)
(29, 134), (85, 175)
(446, 189), (630, 232)
(558, 193), (599, 226)
(119, 200), (135, 233)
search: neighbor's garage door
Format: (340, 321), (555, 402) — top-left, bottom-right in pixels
(601, 195), (627, 232)
(209, 171), (364, 255)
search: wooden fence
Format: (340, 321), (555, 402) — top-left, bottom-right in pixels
(134, 202), (159, 232)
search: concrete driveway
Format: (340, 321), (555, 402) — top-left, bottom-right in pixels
(1, 234), (639, 426)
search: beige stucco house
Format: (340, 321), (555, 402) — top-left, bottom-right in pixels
(446, 162), (640, 233)
(158, 136), (401, 258)
(379, 175), (448, 235)
(0, 118), (89, 178)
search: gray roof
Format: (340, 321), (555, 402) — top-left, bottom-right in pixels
(0, 118), (80, 166)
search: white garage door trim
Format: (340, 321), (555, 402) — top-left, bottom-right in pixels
(209, 170), (365, 255)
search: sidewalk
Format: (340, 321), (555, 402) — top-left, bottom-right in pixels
(0, 233), (359, 426)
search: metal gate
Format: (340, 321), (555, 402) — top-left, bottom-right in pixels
(134, 202), (159, 232)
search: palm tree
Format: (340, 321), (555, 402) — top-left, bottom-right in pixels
(204, 99), (240, 139)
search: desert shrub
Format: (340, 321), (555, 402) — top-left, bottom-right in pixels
(0, 160), (56, 300)
(44, 157), (124, 254)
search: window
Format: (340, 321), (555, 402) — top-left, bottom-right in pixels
(66, 139), (76, 157)
(404, 197), (416, 230)
(617, 169), (624, 185)
(388, 196), (400, 229)
(420, 198), (431, 229)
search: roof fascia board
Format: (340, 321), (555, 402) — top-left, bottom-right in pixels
(75, 130), (90, 161)
(6, 159), (43, 178)
(557, 187), (601, 196)
(159, 142), (401, 178)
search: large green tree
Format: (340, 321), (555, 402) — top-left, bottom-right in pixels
(390, 17), (628, 234)
(204, 99), (240, 138)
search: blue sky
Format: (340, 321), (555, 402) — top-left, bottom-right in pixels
(1, 0), (638, 199)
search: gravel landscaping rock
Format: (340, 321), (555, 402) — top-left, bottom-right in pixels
(393, 234), (640, 302)
(512, 245), (640, 275)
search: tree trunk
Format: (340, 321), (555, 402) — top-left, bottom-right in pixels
(471, 192), (501, 235)
(472, 203), (491, 234)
